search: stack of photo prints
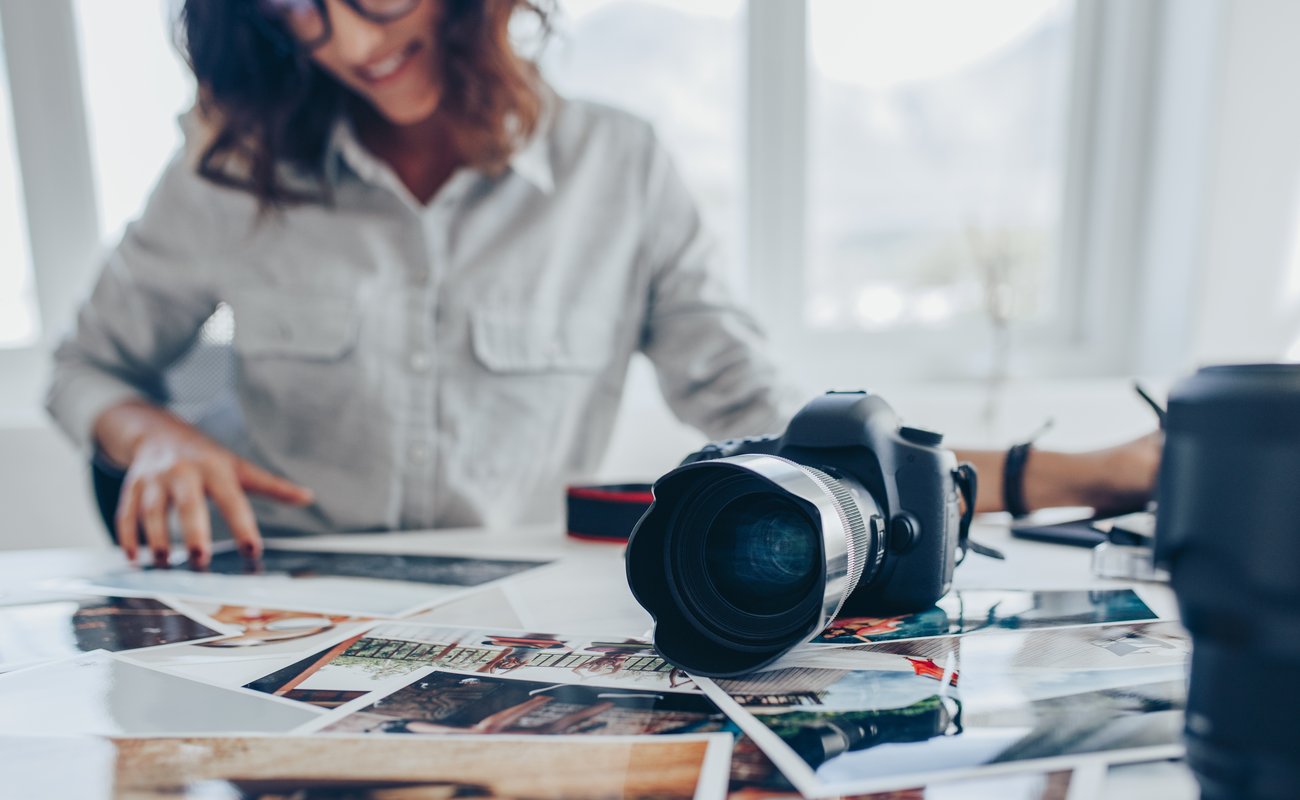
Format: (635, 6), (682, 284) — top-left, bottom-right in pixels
(0, 539), (1189, 799)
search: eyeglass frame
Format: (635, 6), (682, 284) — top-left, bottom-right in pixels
(254, 0), (423, 51)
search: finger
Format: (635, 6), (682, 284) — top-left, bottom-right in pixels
(169, 469), (212, 569)
(235, 460), (314, 505)
(139, 480), (172, 568)
(115, 479), (143, 563)
(207, 470), (264, 560)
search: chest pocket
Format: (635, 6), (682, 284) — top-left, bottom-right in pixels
(229, 288), (363, 445)
(231, 290), (359, 361)
(470, 309), (611, 374)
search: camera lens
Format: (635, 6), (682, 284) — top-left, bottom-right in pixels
(1155, 364), (1300, 799)
(627, 454), (886, 677)
(705, 494), (820, 616)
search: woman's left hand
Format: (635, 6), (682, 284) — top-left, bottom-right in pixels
(1025, 432), (1163, 515)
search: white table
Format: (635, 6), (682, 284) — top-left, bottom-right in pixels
(0, 516), (1199, 798)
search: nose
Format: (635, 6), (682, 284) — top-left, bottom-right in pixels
(324, 0), (387, 62)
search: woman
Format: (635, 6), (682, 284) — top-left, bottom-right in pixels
(46, 0), (1158, 567)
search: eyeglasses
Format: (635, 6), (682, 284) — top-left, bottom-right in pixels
(257, 0), (422, 50)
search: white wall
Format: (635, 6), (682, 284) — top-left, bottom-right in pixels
(0, 411), (105, 551)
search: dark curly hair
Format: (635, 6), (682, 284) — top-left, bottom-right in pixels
(179, 0), (552, 206)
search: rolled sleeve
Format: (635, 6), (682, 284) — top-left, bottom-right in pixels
(45, 149), (223, 453)
(636, 127), (803, 440)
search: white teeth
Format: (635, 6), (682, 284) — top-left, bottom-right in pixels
(361, 49), (409, 81)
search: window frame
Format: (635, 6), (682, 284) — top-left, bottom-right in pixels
(746, 0), (1169, 387)
(0, 0), (101, 415)
(0, 0), (1221, 415)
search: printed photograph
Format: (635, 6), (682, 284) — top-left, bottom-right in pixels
(0, 652), (319, 737)
(245, 623), (696, 709)
(127, 602), (369, 659)
(191, 604), (365, 648)
(429, 628), (698, 691)
(82, 568), (464, 617)
(0, 594), (225, 669)
(813, 588), (1160, 646)
(727, 738), (1076, 800)
(243, 632), (407, 709)
(77, 546), (551, 618)
(1102, 757), (1196, 797)
(107, 734), (732, 800)
(200, 547), (550, 587)
(316, 668), (731, 736)
(702, 621), (1189, 797)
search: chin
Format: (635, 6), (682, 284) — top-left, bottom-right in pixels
(376, 88), (443, 127)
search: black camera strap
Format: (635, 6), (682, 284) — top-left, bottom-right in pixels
(954, 463), (1005, 564)
(565, 484), (655, 542)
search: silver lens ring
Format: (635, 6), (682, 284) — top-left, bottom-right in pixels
(720, 454), (884, 632)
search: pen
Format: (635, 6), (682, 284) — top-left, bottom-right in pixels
(1133, 381), (1167, 427)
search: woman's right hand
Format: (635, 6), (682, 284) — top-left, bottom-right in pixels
(94, 401), (314, 568)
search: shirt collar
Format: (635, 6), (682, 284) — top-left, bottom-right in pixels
(506, 92), (556, 194)
(325, 93), (556, 196)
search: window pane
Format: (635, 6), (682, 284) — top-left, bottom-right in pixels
(74, 0), (194, 244)
(0, 16), (39, 348)
(540, 0), (744, 287)
(806, 0), (1074, 331)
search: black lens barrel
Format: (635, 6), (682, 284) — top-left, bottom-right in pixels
(1156, 363), (1300, 799)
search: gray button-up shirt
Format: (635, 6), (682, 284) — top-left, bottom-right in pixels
(47, 96), (799, 533)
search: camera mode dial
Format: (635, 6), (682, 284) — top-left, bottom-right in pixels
(899, 426), (944, 447)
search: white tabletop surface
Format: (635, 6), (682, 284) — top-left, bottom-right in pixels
(0, 515), (1198, 799)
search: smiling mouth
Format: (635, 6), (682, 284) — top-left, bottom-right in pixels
(355, 41), (421, 85)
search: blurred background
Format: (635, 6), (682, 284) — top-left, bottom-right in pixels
(2, 0), (1298, 548)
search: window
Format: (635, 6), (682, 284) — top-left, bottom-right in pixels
(73, 0), (194, 244)
(72, 1), (232, 351)
(0, 16), (39, 348)
(0, 0), (1169, 405)
(541, 0), (745, 287)
(806, 0), (1075, 334)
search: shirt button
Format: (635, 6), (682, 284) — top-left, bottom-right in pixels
(409, 351), (431, 373)
(409, 444), (430, 464)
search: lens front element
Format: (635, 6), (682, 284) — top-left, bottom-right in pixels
(706, 494), (820, 616)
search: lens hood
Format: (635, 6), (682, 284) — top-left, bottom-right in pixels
(626, 454), (878, 677)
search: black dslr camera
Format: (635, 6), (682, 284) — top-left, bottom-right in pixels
(626, 391), (981, 677)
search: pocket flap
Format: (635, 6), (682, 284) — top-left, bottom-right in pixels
(471, 310), (610, 373)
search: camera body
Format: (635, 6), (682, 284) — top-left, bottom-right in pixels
(626, 390), (968, 676)
(680, 391), (962, 615)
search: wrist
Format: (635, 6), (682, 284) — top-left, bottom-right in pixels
(1021, 449), (1094, 511)
(93, 400), (176, 467)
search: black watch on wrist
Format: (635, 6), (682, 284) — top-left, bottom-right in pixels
(1003, 441), (1033, 519)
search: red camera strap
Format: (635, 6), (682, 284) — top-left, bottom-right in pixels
(565, 484), (655, 543)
